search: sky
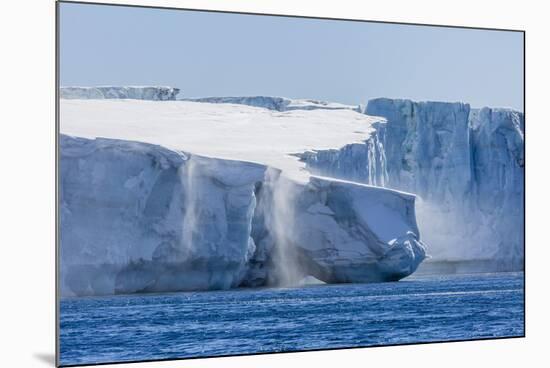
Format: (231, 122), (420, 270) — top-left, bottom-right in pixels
(59, 2), (524, 110)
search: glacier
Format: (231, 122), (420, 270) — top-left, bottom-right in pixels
(60, 134), (426, 296)
(299, 98), (524, 272)
(60, 86), (180, 101)
(59, 89), (523, 295)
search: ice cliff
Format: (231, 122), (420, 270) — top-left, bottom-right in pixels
(60, 135), (426, 296)
(60, 86), (180, 100)
(299, 98), (524, 271)
(59, 93), (523, 296)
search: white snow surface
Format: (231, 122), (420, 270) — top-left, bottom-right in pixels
(60, 99), (381, 182)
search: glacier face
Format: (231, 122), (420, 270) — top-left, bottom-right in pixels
(468, 107), (524, 266)
(60, 134), (426, 296)
(299, 98), (524, 271)
(294, 121), (388, 187)
(59, 92), (524, 296)
(60, 135), (266, 296)
(60, 86), (180, 101)
(366, 98), (473, 202)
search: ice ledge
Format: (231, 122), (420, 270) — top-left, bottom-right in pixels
(183, 95), (361, 112)
(60, 134), (427, 296)
(60, 86), (180, 101)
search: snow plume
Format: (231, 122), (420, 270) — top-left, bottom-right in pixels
(262, 169), (304, 286)
(181, 156), (198, 258)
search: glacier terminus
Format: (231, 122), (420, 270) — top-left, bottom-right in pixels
(59, 86), (524, 296)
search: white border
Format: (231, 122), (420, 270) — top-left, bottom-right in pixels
(2, 0), (547, 367)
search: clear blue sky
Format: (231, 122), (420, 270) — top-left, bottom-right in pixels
(59, 2), (524, 111)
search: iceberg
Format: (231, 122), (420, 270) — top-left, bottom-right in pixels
(245, 172), (426, 287)
(60, 135), (266, 296)
(60, 132), (426, 296)
(277, 176), (426, 284)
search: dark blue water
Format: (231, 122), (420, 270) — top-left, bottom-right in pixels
(60, 272), (524, 366)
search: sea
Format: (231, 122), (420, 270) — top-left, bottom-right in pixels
(59, 272), (524, 366)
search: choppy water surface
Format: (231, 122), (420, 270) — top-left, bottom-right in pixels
(60, 272), (524, 366)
